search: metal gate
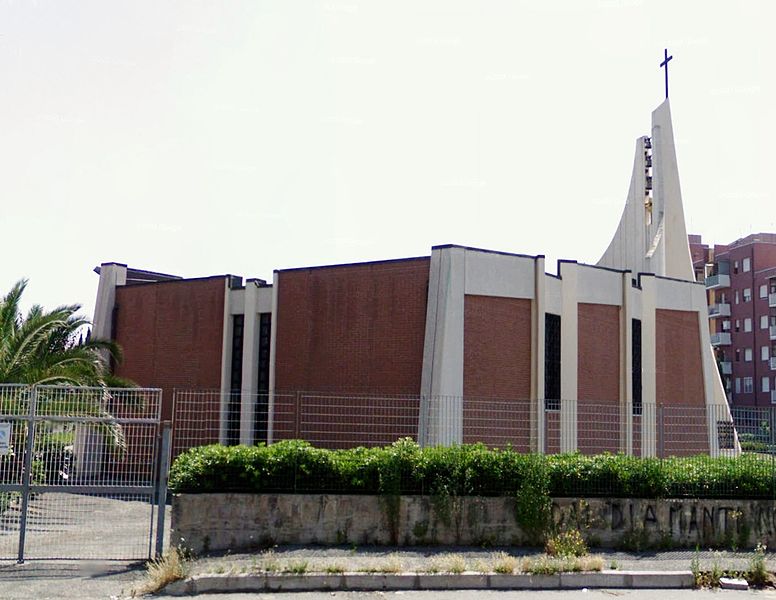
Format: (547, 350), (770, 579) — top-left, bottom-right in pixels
(0, 384), (170, 562)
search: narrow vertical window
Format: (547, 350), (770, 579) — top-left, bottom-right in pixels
(632, 318), (642, 415)
(254, 312), (272, 442)
(228, 314), (244, 445)
(544, 313), (561, 410)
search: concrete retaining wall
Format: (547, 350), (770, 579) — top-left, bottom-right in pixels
(172, 494), (776, 554)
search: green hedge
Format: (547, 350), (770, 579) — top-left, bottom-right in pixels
(168, 438), (776, 499)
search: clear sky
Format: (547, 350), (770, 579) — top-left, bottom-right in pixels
(1, 0), (774, 322)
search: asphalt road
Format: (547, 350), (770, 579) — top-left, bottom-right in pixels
(156, 591), (776, 600)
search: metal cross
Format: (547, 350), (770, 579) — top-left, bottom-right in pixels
(660, 48), (673, 99)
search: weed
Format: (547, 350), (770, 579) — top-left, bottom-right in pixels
(429, 553), (466, 574)
(690, 549), (701, 587)
(260, 549), (280, 573)
(609, 560), (619, 570)
(133, 549), (188, 596)
(748, 542), (768, 587)
(492, 551), (518, 574)
(324, 563), (345, 574)
(284, 560), (309, 575)
(709, 553), (723, 587)
(521, 554), (603, 575)
(377, 553), (404, 574)
(545, 529), (588, 558)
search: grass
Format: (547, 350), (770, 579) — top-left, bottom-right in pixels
(132, 550), (188, 596)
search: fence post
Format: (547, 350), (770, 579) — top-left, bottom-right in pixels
(17, 385), (37, 564)
(154, 421), (173, 558)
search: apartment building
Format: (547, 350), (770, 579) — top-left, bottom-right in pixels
(690, 233), (776, 406)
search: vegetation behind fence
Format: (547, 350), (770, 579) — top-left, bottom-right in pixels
(169, 438), (776, 500)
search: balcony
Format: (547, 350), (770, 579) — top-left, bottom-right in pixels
(771, 325), (776, 341)
(770, 292), (776, 308)
(710, 332), (732, 346)
(708, 303), (731, 318)
(719, 361), (732, 375)
(705, 274), (731, 289)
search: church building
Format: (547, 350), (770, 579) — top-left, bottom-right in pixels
(91, 99), (733, 457)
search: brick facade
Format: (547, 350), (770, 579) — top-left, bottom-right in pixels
(577, 303), (621, 454)
(462, 295), (532, 450)
(272, 258), (429, 445)
(656, 308), (708, 455)
(113, 277), (226, 425)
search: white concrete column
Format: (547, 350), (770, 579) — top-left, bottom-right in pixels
(531, 256), (546, 454)
(267, 271), (280, 444)
(239, 280), (261, 445)
(622, 272), (633, 455)
(219, 279), (234, 445)
(640, 275), (658, 457)
(92, 263), (127, 341)
(559, 261), (578, 453)
(419, 246), (466, 446)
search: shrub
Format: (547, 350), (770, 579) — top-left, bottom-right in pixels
(168, 441), (776, 500)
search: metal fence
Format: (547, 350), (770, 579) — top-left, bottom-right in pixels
(170, 390), (767, 455)
(168, 390), (776, 498)
(0, 385), (169, 562)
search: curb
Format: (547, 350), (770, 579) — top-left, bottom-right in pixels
(164, 570), (695, 595)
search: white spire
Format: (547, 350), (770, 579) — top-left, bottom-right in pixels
(598, 99), (695, 281)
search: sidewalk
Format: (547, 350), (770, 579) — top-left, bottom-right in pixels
(161, 545), (775, 595)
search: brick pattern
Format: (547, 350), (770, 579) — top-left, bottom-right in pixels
(656, 309), (708, 455)
(462, 295), (532, 450)
(273, 259), (430, 442)
(113, 278), (226, 429)
(577, 303), (621, 454)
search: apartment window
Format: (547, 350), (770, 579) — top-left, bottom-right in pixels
(763, 377), (771, 393)
(735, 319), (740, 332)
(762, 315), (769, 330)
(735, 378), (741, 394)
(723, 320), (731, 331)
(735, 290), (740, 304)
(743, 257), (751, 272)
(544, 313), (561, 410)
(763, 346), (770, 361)
(744, 318), (752, 332)
(734, 260), (739, 274)
(761, 284), (768, 299)
(632, 319), (642, 416)
(744, 288), (752, 302)
(735, 348), (741, 362)
(744, 377), (753, 393)
(745, 348), (753, 362)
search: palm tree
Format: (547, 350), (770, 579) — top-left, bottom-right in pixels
(0, 280), (132, 488)
(0, 279), (123, 386)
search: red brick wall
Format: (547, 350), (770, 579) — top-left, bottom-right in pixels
(577, 303), (621, 454)
(273, 258), (429, 444)
(462, 295), (531, 450)
(655, 308), (708, 455)
(113, 277), (226, 423)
